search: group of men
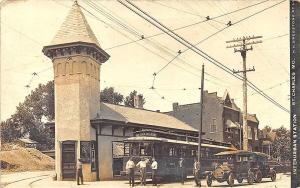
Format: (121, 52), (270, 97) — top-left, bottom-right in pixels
(126, 157), (202, 187)
(126, 157), (158, 187)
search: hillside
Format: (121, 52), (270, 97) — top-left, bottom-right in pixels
(0, 145), (54, 173)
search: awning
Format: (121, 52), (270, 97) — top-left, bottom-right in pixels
(215, 150), (252, 156)
(124, 137), (236, 151)
(226, 120), (241, 129)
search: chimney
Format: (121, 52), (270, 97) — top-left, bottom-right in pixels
(173, 102), (179, 111)
(133, 95), (144, 109)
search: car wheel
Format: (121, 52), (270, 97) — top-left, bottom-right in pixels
(227, 173), (234, 186)
(237, 176), (243, 183)
(206, 173), (212, 187)
(271, 170), (276, 182)
(248, 171), (254, 185)
(255, 170), (262, 183)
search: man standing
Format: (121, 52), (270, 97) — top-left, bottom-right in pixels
(193, 158), (201, 187)
(151, 158), (158, 186)
(136, 158), (147, 185)
(178, 157), (185, 184)
(77, 159), (83, 185)
(126, 157), (135, 187)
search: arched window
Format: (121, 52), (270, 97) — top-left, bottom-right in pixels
(74, 61), (81, 74)
(57, 63), (62, 76)
(82, 61), (87, 74)
(65, 62), (70, 74)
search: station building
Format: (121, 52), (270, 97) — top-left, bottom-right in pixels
(43, 1), (236, 181)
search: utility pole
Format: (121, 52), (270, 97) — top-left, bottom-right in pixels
(226, 36), (262, 151)
(198, 64), (204, 163)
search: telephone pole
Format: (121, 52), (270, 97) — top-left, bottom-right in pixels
(226, 35), (262, 151)
(198, 64), (204, 162)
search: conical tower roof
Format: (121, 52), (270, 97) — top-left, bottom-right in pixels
(50, 1), (100, 47)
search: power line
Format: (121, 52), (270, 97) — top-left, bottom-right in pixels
(150, 1), (226, 25)
(103, 0), (272, 51)
(118, 0), (289, 113)
(150, 0), (284, 86)
(83, 1), (224, 85)
(264, 33), (288, 41)
(250, 80), (289, 96)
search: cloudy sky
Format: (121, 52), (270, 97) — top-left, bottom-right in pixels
(1, 0), (289, 129)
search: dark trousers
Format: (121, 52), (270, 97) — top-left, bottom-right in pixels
(152, 169), (157, 185)
(194, 170), (201, 186)
(179, 167), (185, 184)
(140, 168), (146, 185)
(128, 168), (135, 186)
(77, 169), (83, 185)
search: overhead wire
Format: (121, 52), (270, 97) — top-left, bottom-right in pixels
(103, 0), (272, 51)
(150, 1), (226, 25)
(83, 1), (205, 80)
(84, 1), (228, 89)
(263, 33), (289, 41)
(117, 0), (289, 113)
(250, 80), (289, 96)
(150, 0), (285, 87)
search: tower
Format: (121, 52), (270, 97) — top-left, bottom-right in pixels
(42, 1), (109, 181)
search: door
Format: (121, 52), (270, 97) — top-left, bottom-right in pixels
(62, 141), (76, 180)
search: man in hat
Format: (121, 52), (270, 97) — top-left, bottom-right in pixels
(178, 157), (185, 184)
(136, 158), (148, 185)
(77, 158), (83, 185)
(126, 157), (135, 187)
(151, 158), (158, 186)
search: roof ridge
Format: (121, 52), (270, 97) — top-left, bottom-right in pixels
(102, 102), (166, 114)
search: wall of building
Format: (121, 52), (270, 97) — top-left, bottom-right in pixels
(98, 125), (127, 180)
(167, 91), (224, 142)
(53, 55), (101, 181)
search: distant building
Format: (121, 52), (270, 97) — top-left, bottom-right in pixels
(258, 129), (277, 156)
(15, 138), (38, 149)
(165, 90), (260, 151)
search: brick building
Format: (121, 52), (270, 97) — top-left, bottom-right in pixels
(166, 90), (260, 151)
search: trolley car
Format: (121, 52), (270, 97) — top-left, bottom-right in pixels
(121, 129), (236, 181)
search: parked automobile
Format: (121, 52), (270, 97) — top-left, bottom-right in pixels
(206, 150), (276, 187)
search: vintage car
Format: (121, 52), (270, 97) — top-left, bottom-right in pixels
(206, 150), (276, 187)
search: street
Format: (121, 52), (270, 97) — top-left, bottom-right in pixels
(0, 171), (291, 188)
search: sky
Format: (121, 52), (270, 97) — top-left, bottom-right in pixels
(0, 0), (290, 130)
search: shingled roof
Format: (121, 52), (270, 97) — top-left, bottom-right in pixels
(49, 1), (100, 47)
(98, 103), (197, 132)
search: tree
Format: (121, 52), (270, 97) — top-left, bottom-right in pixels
(0, 81), (55, 150)
(124, 90), (146, 107)
(271, 126), (290, 161)
(262, 125), (272, 133)
(100, 87), (124, 105)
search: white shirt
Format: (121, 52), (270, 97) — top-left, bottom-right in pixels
(151, 161), (158, 170)
(126, 160), (135, 170)
(137, 160), (147, 168)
